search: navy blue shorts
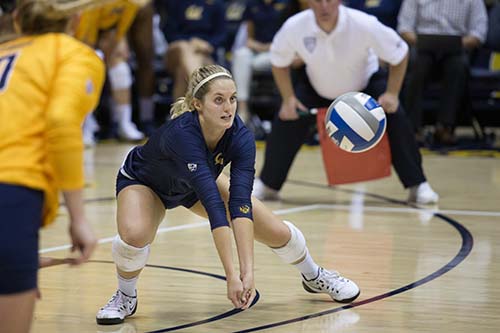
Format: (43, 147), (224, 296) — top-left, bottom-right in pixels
(0, 183), (43, 294)
(115, 171), (199, 210)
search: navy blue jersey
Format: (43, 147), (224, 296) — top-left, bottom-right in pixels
(160, 0), (227, 49)
(344, 0), (402, 29)
(121, 111), (256, 230)
(244, 0), (289, 43)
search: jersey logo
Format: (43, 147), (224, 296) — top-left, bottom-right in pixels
(239, 205), (250, 214)
(187, 163), (198, 172)
(214, 153), (224, 166)
(303, 36), (316, 53)
(186, 5), (203, 20)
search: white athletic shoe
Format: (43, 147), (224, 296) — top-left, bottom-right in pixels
(118, 121), (145, 141)
(302, 267), (360, 303)
(96, 290), (137, 325)
(408, 182), (439, 205)
(252, 178), (280, 201)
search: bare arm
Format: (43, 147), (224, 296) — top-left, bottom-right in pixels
(232, 217), (255, 309)
(62, 189), (97, 265)
(378, 52), (408, 114)
(272, 65), (307, 120)
(212, 226), (245, 308)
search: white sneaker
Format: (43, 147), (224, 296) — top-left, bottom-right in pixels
(96, 290), (137, 325)
(118, 121), (145, 141)
(408, 182), (439, 205)
(252, 178), (280, 201)
(302, 267), (360, 303)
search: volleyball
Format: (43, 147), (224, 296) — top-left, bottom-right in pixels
(324, 92), (386, 153)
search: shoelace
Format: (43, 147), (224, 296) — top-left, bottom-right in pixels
(313, 269), (348, 293)
(102, 291), (125, 311)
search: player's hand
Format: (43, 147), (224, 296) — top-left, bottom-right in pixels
(68, 219), (97, 265)
(378, 92), (399, 114)
(227, 274), (245, 308)
(239, 272), (256, 310)
(279, 96), (306, 121)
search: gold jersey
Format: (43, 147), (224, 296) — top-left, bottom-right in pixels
(0, 33), (105, 226)
(75, 0), (140, 46)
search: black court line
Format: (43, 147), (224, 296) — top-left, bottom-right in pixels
(90, 260), (260, 333)
(228, 180), (473, 333)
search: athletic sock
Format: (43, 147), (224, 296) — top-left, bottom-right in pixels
(294, 250), (320, 280)
(117, 273), (138, 297)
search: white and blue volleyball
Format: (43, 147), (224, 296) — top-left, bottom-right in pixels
(325, 92), (386, 153)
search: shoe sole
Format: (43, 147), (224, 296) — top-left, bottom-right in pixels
(302, 282), (361, 303)
(96, 300), (138, 325)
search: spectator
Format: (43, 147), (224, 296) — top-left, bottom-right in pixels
(0, 1), (101, 331)
(253, 0), (439, 205)
(344, 0), (402, 29)
(158, 0), (227, 99)
(397, 0), (488, 145)
(231, 0), (290, 123)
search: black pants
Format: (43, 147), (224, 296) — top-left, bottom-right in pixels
(260, 67), (426, 190)
(405, 49), (469, 130)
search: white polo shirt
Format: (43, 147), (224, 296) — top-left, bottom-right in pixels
(271, 5), (408, 100)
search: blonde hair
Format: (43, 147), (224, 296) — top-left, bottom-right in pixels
(170, 64), (233, 119)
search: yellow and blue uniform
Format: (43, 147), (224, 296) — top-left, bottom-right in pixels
(0, 33), (105, 226)
(0, 33), (104, 293)
(118, 112), (255, 229)
(75, 0), (141, 47)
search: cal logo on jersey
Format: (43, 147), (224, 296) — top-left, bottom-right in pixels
(214, 153), (224, 166)
(239, 205), (250, 214)
(187, 163), (198, 172)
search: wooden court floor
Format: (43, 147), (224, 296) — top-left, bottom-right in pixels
(34, 143), (500, 332)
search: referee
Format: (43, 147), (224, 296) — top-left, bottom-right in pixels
(253, 0), (439, 205)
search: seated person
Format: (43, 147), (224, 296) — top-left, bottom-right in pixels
(157, 0), (227, 100)
(397, 0), (488, 145)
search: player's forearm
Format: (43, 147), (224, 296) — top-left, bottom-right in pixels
(62, 189), (86, 225)
(212, 226), (238, 279)
(232, 218), (254, 275)
(387, 52), (408, 96)
(272, 65), (295, 100)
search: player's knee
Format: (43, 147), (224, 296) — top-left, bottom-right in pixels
(112, 235), (150, 272)
(108, 61), (132, 90)
(271, 221), (307, 264)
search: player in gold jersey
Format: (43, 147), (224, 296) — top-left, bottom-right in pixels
(0, 1), (106, 332)
(76, 0), (154, 142)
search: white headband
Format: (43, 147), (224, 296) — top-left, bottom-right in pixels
(192, 72), (232, 97)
